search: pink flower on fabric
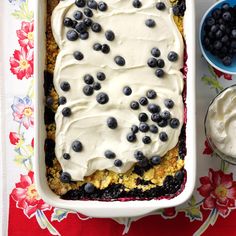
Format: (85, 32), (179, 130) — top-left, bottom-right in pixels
(16, 21), (34, 48)
(213, 67), (232, 80)
(11, 171), (51, 219)
(197, 169), (236, 216)
(9, 132), (21, 145)
(10, 47), (34, 80)
(11, 96), (34, 129)
(203, 140), (213, 155)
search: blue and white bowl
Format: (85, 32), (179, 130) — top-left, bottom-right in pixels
(199, 0), (236, 75)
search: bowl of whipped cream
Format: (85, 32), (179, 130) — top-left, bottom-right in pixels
(205, 85), (236, 164)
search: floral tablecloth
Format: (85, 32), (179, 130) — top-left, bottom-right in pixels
(1, 0), (236, 235)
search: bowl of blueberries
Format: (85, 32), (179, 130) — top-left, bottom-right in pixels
(200, 0), (236, 74)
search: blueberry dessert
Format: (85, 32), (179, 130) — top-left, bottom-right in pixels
(202, 3), (236, 66)
(44, 0), (187, 201)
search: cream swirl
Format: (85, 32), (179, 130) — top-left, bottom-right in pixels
(52, 0), (184, 181)
(206, 86), (236, 158)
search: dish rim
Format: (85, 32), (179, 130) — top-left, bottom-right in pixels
(34, 0), (196, 218)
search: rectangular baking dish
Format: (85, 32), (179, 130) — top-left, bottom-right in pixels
(34, 0), (196, 218)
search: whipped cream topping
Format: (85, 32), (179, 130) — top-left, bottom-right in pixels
(206, 86), (236, 158)
(52, 0), (184, 181)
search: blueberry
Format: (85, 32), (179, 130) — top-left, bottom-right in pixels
(62, 107), (71, 117)
(155, 69), (164, 78)
(45, 139), (55, 152)
(98, 1), (107, 11)
(222, 12), (231, 21)
(83, 85), (94, 96)
(73, 51), (84, 60)
(139, 122), (149, 132)
(84, 183), (95, 193)
(91, 23), (102, 32)
(101, 44), (110, 54)
(96, 92), (109, 104)
(151, 155), (161, 165)
(231, 41), (236, 49)
(147, 58), (158, 68)
(104, 150), (116, 159)
(157, 59), (165, 68)
(58, 96), (67, 105)
(123, 86), (132, 96)
(215, 30), (223, 39)
(139, 112), (148, 122)
(93, 82), (101, 90)
(84, 8), (93, 17)
(138, 158), (149, 167)
(169, 118), (180, 128)
(148, 104), (160, 113)
(222, 3), (230, 11)
(83, 17), (93, 27)
(107, 117), (118, 129)
(87, 0), (97, 9)
(159, 132), (168, 142)
(127, 133), (137, 142)
(222, 56), (232, 66)
(79, 32), (89, 40)
(130, 101), (139, 110)
(168, 51), (178, 62)
(142, 136), (151, 144)
(206, 17), (215, 27)
(60, 172), (71, 183)
(151, 47), (161, 57)
(84, 74), (94, 84)
(145, 19), (156, 28)
(212, 8), (221, 20)
(60, 81), (70, 91)
(219, 24), (226, 32)
(63, 153), (71, 160)
(46, 96), (53, 106)
(146, 90), (157, 99)
(97, 72), (106, 81)
(71, 20), (78, 28)
(66, 30), (79, 41)
(93, 43), (102, 51)
(156, 2), (166, 10)
(210, 24), (219, 33)
(151, 113), (162, 122)
(75, 0), (86, 7)
(139, 97), (148, 106)
(131, 125), (139, 133)
(105, 30), (115, 41)
(134, 150), (144, 161)
(72, 140), (83, 152)
(175, 170), (184, 181)
(161, 110), (171, 120)
(157, 119), (168, 127)
(149, 124), (158, 133)
(75, 22), (87, 33)
(173, 5), (180, 16)
(73, 10), (83, 20)
(232, 29), (236, 39)
(63, 17), (73, 27)
(114, 159), (123, 167)
(133, 0), (142, 8)
(114, 56), (126, 66)
(164, 99), (174, 108)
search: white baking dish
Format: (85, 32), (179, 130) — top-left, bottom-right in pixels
(34, 0), (196, 218)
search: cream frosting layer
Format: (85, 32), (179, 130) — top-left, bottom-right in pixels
(206, 86), (236, 158)
(52, 0), (184, 181)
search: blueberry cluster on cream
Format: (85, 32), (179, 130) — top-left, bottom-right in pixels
(52, 0), (184, 182)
